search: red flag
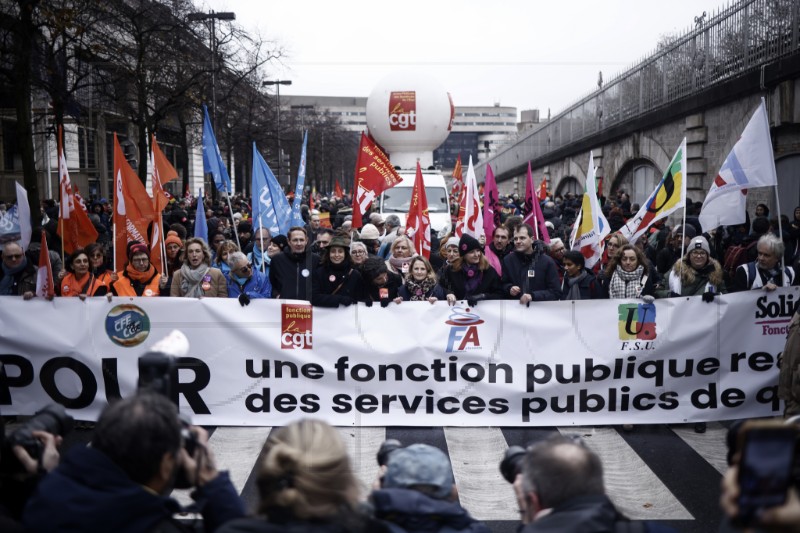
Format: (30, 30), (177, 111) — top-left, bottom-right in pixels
(537, 178), (548, 202)
(113, 133), (154, 270)
(35, 232), (55, 299)
(309, 187), (316, 212)
(404, 163), (431, 259)
(482, 165), (502, 275)
(56, 126), (98, 253)
(523, 163), (550, 243)
(351, 132), (402, 228)
(150, 135), (179, 274)
(335, 180), (344, 199)
(451, 155), (464, 205)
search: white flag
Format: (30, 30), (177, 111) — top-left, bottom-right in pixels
(699, 98), (776, 232)
(461, 156), (483, 239)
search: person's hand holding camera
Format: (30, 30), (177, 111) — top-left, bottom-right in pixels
(12, 430), (62, 474)
(721, 465), (800, 532)
(178, 426), (219, 487)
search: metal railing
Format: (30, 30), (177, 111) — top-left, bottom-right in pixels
(478, 0), (800, 178)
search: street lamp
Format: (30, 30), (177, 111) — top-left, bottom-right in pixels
(263, 79), (292, 187)
(188, 11), (236, 128)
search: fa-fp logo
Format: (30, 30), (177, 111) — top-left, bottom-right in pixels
(445, 306), (483, 352)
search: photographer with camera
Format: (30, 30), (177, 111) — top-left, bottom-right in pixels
(508, 435), (676, 532)
(0, 405), (68, 532)
(23, 393), (245, 532)
(369, 440), (489, 533)
(719, 419), (800, 532)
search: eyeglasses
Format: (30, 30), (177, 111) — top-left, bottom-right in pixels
(351, 250), (366, 256)
(131, 257), (149, 264)
(90, 253), (104, 259)
(235, 264), (251, 275)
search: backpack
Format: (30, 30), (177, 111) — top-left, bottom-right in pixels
(723, 240), (757, 282)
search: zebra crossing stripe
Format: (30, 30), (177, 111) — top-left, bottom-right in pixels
(670, 422), (729, 475)
(206, 427), (273, 492)
(557, 426), (693, 521)
(337, 426), (387, 496)
(444, 427), (520, 521)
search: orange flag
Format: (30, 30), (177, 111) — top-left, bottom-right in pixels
(537, 179), (548, 202)
(56, 126), (98, 254)
(113, 133), (154, 270)
(351, 132), (402, 228)
(150, 135), (179, 274)
(335, 180), (344, 199)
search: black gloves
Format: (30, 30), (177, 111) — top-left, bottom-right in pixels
(365, 299), (373, 307)
(339, 296), (353, 307)
(467, 294), (485, 308)
(702, 291), (715, 303)
(238, 293), (251, 307)
(380, 297), (390, 308)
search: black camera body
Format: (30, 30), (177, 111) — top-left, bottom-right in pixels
(499, 445), (526, 483)
(1, 404), (74, 475)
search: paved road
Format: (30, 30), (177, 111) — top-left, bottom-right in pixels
(60, 422), (730, 533)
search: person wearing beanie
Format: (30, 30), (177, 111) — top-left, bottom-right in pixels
(356, 256), (401, 307)
(436, 235), (461, 280)
(661, 235), (725, 299)
(311, 235), (362, 308)
(440, 234), (504, 306)
(358, 224), (382, 256)
(110, 242), (164, 297)
(161, 231), (184, 295)
(501, 224), (562, 304)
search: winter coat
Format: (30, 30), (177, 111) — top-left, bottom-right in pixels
(171, 266), (228, 297)
(24, 446), (244, 533)
(225, 269), (272, 299)
(0, 259), (37, 296)
(397, 281), (447, 301)
(371, 488), (490, 533)
(501, 249), (562, 302)
(218, 511), (390, 533)
(780, 311), (800, 417)
(560, 270), (602, 300)
(269, 251), (320, 300)
(440, 265), (504, 301)
(357, 272), (403, 305)
(311, 259), (362, 307)
(663, 257), (726, 297)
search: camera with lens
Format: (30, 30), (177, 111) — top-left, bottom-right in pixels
(0, 404), (74, 475)
(138, 350), (199, 488)
(499, 445), (527, 483)
(376, 439), (403, 467)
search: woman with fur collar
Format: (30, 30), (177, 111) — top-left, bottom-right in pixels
(664, 236), (726, 298)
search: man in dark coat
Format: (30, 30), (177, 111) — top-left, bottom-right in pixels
(269, 226), (320, 300)
(0, 242), (37, 299)
(501, 224), (561, 304)
(24, 393), (244, 532)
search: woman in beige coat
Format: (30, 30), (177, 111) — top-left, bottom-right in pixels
(170, 237), (227, 297)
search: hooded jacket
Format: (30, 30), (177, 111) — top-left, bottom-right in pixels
(371, 488), (490, 533)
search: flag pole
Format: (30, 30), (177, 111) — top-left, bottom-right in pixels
(223, 188), (240, 249)
(775, 184), (784, 267)
(160, 212), (167, 274)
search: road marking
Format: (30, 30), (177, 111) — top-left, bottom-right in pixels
(337, 426), (387, 497)
(671, 422), (729, 474)
(445, 426), (520, 521)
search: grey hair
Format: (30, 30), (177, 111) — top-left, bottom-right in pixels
(226, 251), (248, 268)
(385, 214), (401, 228)
(350, 241), (367, 254)
(758, 233), (785, 260)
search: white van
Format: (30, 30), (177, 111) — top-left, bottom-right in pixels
(379, 170), (451, 236)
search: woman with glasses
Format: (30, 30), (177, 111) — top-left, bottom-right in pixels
(58, 248), (112, 298)
(84, 243), (116, 292)
(349, 241), (369, 268)
(170, 237), (227, 297)
(661, 236), (725, 299)
(110, 242), (164, 297)
(312, 236), (361, 308)
(225, 251), (271, 304)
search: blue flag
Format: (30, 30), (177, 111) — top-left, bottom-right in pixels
(290, 130), (308, 227)
(201, 104), (232, 193)
(194, 191), (208, 243)
(251, 143), (292, 236)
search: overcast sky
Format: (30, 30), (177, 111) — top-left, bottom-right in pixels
(201, 0), (726, 117)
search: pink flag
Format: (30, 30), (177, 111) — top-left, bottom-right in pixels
(522, 163), (550, 243)
(482, 165), (502, 274)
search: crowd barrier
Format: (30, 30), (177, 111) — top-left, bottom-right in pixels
(0, 287), (795, 426)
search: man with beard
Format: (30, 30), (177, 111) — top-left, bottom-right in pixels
(501, 224), (561, 304)
(269, 226), (320, 300)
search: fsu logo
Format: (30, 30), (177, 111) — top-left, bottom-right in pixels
(389, 91), (417, 131)
(445, 306), (483, 353)
(618, 303), (656, 350)
(281, 303), (312, 349)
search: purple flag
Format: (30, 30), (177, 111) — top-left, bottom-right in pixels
(522, 162), (550, 243)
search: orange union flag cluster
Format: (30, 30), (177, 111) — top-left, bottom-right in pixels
(112, 133), (154, 269)
(351, 133), (402, 228)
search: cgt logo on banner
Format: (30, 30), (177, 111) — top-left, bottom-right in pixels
(618, 303), (656, 350)
(445, 306), (483, 353)
(754, 293), (799, 336)
(389, 91), (416, 131)
(281, 303), (312, 349)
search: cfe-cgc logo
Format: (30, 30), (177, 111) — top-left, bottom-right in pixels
(617, 303), (656, 350)
(105, 304), (151, 347)
(281, 303), (313, 349)
(445, 306), (483, 353)
(389, 91), (416, 131)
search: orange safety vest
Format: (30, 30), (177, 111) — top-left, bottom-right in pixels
(59, 272), (108, 297)
(111, 268), (161, 297)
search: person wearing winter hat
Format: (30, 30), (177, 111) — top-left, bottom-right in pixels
(161, 231), (184, 295)
(110, 242), (164, 297)
(356, 256), (401, 307)
(661, 235), (725, 300)
(440, 234), (504, 307)
(370, 443), (489, 533)
(358, 223), (382, 256)
(436, 235), (461, 280)
(312, 235), (362, 308)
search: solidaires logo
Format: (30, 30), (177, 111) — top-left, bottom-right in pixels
(618, 303), (656, 341)
(105, 304), (151, 347)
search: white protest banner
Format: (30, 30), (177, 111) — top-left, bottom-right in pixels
(0, 287), (793, 426)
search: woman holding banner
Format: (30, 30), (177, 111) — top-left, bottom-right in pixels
(58, 248), (112, 299)
(660, 236), (725, 300)
(110, 243), (164, 297)
(602, 244), (656, 300)
(171, 238), (227, 298)
(312, 236), (361, 308)
(396, 256), (445, 304)
(441, 235), (504, 306)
